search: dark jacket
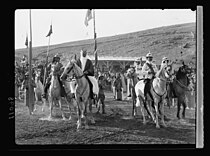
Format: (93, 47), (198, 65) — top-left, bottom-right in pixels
(77, 59), (94, 76)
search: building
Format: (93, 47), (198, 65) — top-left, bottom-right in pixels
(89, 56), (147, 73)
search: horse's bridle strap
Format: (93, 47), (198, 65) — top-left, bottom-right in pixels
(176, 79), (190, 91)
(75, 74), (84, 79)
(151, 80), (167, 98)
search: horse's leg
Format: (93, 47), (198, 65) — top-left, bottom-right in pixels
(154, 99), (160, 128)
(159, 101), (167, 127)
(102, 98), (106, 114)
(88, 98), (92, 113)
(138, 96), (146, 124)
(77, 104), (82, 131)
(182, 96), (187, 119)
(59, 99), (66, 120)
(64, 97), (72, 120)
(49, 98), (53, 119)
(177, 98), (181, 119)
(96, 99), (100, 113)
(132, 97), (135, 117)
(145, 100), (156, 123)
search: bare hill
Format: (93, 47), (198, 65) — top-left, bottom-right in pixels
(15, 22), (196, 65)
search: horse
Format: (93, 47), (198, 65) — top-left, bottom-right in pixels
(48, 64), (71, 120)
(171, 63), (191, 119)
(135, 63), (173, 128)
(60, 58), (95, 130)
(34, 69), (47, 112)
(61, 75), (78, 115)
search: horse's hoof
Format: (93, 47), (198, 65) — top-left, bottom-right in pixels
(68, 116), (72, 120)
(143, 121), (147, 125)
(85, 125), (89, 129)
(163, 124), (167, 128)
(156, 125), (160, 128)
(90, 119), (95, 124)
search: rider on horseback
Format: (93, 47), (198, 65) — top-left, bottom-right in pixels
(42, 54), (67, 99)
(142, 52), (158, 101)
(76, 49), (95, 100)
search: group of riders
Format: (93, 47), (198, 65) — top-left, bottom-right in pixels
(15, 49), (195, 111)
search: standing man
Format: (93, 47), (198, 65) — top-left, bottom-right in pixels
(142, 52), (158, 101)
(21, 72), (36, 114)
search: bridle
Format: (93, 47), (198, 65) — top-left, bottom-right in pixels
(66, 63), (84, 80)
(151, 66), (172, 98)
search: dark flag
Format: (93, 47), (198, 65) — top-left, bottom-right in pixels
(25, 35), (28, 47)
(46, 24), (53, 37)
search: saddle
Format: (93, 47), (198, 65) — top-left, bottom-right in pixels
(87, 76), (99, 95)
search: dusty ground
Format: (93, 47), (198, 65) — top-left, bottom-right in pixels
(15, 92), (195, 145)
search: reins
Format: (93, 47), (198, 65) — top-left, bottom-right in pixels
(175, 78), (191, 91)
(151, 67), (170, 98)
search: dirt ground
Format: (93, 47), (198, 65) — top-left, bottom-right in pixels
(15, 92), (195, 145)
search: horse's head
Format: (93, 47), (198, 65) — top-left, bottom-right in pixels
(51, 63), (60, 76)
(60, 56), (79, 81)
(156, 63), (173, 80)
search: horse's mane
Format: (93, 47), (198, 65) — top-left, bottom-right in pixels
(176, 66), (188, 81)
(155, 65), (165, 78)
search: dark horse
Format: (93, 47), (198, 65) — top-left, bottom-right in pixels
(172, 62), (191, 119)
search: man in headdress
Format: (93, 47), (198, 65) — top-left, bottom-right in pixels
(142, 52), (158, 101)
(76, 49), (95, 100)
(42, 54), (66, 99)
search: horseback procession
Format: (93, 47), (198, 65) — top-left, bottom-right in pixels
(15, 46), (195, 130)
(14, 10), (198, 145)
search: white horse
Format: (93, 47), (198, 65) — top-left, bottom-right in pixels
(135, 63), (173, 128)
(34, 69), (47, 112)
(60, 57), (96, 130)
(48, 64), (71, 120)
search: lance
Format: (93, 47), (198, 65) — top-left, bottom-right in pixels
(93, 9), (98, 75)
(43, 22), (52, 87)
(28, 9), (33, 115)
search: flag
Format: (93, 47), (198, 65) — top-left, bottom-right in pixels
(46, 24), (53, 37)
(25, 35), (28, 47)
(84, 9), (93, 27)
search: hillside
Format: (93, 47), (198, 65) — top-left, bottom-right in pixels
(15, 22), (196, 65)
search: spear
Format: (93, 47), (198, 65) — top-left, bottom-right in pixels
(28, 9), (33, 115)
(43, 22), (52, 87)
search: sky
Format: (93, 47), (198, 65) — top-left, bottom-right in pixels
(15, 9), (196, 49)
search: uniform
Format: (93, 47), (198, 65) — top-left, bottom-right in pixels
(142, 60), (158, 79)
(142, 52), (158, 100)
(42, 55), (66, 98)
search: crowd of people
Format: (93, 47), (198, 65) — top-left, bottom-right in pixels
(15, 49), (196, 114)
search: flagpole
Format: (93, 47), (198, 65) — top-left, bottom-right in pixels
(28, 9), (33, 115)
(43, 35), (51, 87)
(93, 9), (98, 75)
